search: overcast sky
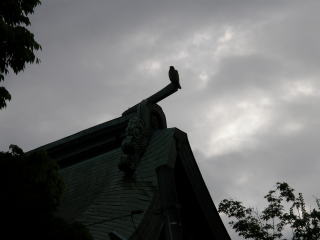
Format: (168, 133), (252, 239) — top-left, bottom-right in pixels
(1, 0), (320, 238)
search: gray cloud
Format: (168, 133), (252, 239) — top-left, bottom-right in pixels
(1, 1), (320, 239)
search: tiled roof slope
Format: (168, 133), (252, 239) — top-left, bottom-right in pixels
(57, 127), (231, 240)
(58, 128), (177, 240)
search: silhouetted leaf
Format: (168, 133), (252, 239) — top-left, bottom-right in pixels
(0, 0), (41, 109)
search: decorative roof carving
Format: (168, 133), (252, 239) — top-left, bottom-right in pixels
(118, 66), (182, 176)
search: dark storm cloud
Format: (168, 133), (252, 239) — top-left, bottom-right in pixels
(252, 1), (320, 73)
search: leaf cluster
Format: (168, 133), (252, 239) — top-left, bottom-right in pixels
(218, 182), (320, 240)
(0, 0), (41, 109)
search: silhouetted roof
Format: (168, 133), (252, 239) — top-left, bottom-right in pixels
(31, 109), (230, 240)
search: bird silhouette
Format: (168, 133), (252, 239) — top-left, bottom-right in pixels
(168, 66), (181, 89)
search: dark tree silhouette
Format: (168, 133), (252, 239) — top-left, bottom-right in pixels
(0, 0), (42, 109)
(0, 145), (93, 240)
(218, 182), (320, 240)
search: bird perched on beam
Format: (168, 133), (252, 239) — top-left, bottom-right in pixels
(168, 66), (181, 89)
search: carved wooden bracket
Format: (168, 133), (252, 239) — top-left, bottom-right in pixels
(118, 67), (182, 177)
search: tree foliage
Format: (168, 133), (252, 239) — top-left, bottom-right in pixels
(0, 145), (93, 240)
(0, 0), (42, 109)
(218, 182), (320, 240)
